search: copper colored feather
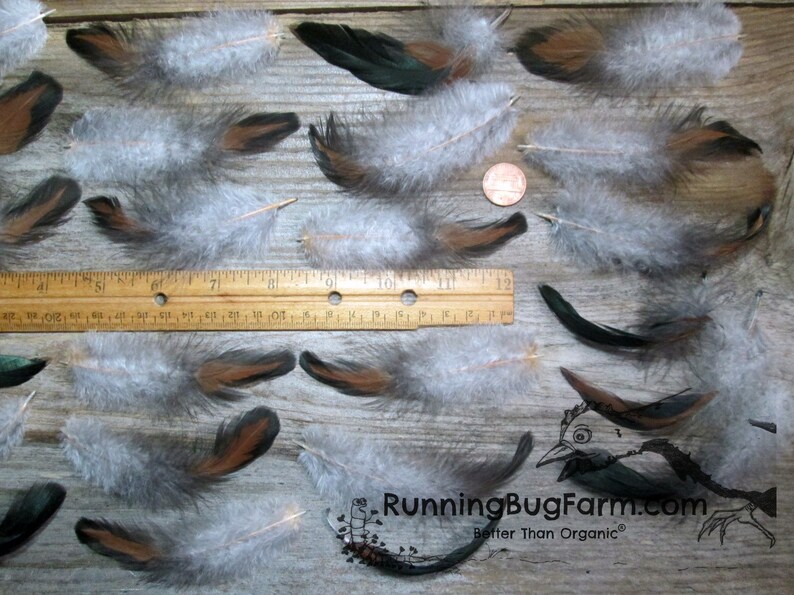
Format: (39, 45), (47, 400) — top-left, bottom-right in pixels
(0, 71), (62, 154)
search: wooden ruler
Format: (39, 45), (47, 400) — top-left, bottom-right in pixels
(0, 269), (514, 332)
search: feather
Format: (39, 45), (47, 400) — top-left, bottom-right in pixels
(84, 184), (295, 269)
(75, 498), (304, 587)
(299, 424), (533, 505)
(301, 203), (527, 269)
(0, 354), (46, 387)
(0, 1), (50, 80)
(520, 106), (761, 187)
(61, 406), (280, 509)
(539, 184), (771, 275)
(0, 71), (62, 154)
(0, 482), (65, 558)
(561, 368), (716, 431)
(65, 107), (299, 185)
(309, 81), (518, 195)
(300, 326), (539, 412)
(66, 10), (282, 96)
(0, 391), (34, 459)
(0, 176), (81, 267)
(67, 333), (295, 416)
(290, 6), (508, 95)
(515, 3), (742, 93)
(539, 284), (711, 351)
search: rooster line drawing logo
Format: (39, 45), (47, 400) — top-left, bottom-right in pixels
(538, 395), (777, 547)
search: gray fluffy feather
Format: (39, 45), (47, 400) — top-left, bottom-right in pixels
(80, 498), (303, 588)
(596, 2), (742, 92)
(62, 416), (223, 509)
(0, 391), (33, 460)
(313, 81), (517, 195)
(544, 184), (755, 275)
(427, 3), (507, 75)
(313, 326), (539, 412)
(300, 202), (521, 269)
(521, 107), (734, 187)
(0, 0), (48, 81)
(133, 11), (281, 94)
(66, 107), (261, 185)
(89, 183), (285, 269)
(299, 424), (531, 505)
(68, 333), (244, 416)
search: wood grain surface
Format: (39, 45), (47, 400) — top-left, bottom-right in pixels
(0, 2), (792, 593)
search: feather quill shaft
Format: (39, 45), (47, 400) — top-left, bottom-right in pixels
(301, 203), (527, 269)
(520, 106), (761, 187)
(66, 10), (282, 96)
(0, 71), (62, 154)
(300, 326), (539, 412)
(0, 1), (50, 80)
(309, 81), (518, 195)
(0, 391), (34, 460)
(290, 6), (508, 95)
(75, 499), (303, 587)
(61, 406), (280, 509)
(66, 107), (299, 185)
(0, 482), (65, 557)
(299, 425), (533, 505)
(84, 184), (294, 269)
(540, 184), (771, 275)
(515, 3), (742, 93)
(67, 333), (295, 416)
(0, 176), (80, 268)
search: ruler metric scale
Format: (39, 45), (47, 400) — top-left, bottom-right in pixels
(0, 269), (514, 332)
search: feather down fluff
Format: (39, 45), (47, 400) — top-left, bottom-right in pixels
(521, 106), (761, 187)
(84, 183), (294, 269)
(309, 81), (518, 195)
(300, 326), (539, 412)
(541, 184), (771, 275)
(66, 107), (299, 185)
(0, 391), (34, 460)
(67, 333), (295, 416)
(0, 0), (50, 80)
(61, 407), (280, 509)
(66, 10), (282, 96)
(75, 498), (303, 587)
(299, 424), (533, 505)
(515, 2), (742, 93)
(301, 203), (527, 269)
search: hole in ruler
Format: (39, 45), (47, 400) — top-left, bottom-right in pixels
(153, 293), (168, 306)
(400, 290), (417, 306)
(328, 291), (342, 305)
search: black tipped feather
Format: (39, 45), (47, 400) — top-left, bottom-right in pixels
(0, 483), (66, 557)
(539, 285), (653, 348)
(299, 351), (390, 397)
(0, 356), (47, 388)
(291, 22), (450, 95)
(0, 72), (63, 155)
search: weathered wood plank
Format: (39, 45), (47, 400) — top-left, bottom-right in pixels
(0, 4), (791, 594)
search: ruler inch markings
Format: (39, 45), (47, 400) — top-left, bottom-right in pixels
(0, 269), (514, 332)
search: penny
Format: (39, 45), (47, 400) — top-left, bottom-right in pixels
(482, 163), (527, 206)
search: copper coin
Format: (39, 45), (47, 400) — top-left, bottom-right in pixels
(482, 163), (527, 206)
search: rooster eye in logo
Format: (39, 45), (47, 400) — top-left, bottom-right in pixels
(572, 426), (592, 444)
